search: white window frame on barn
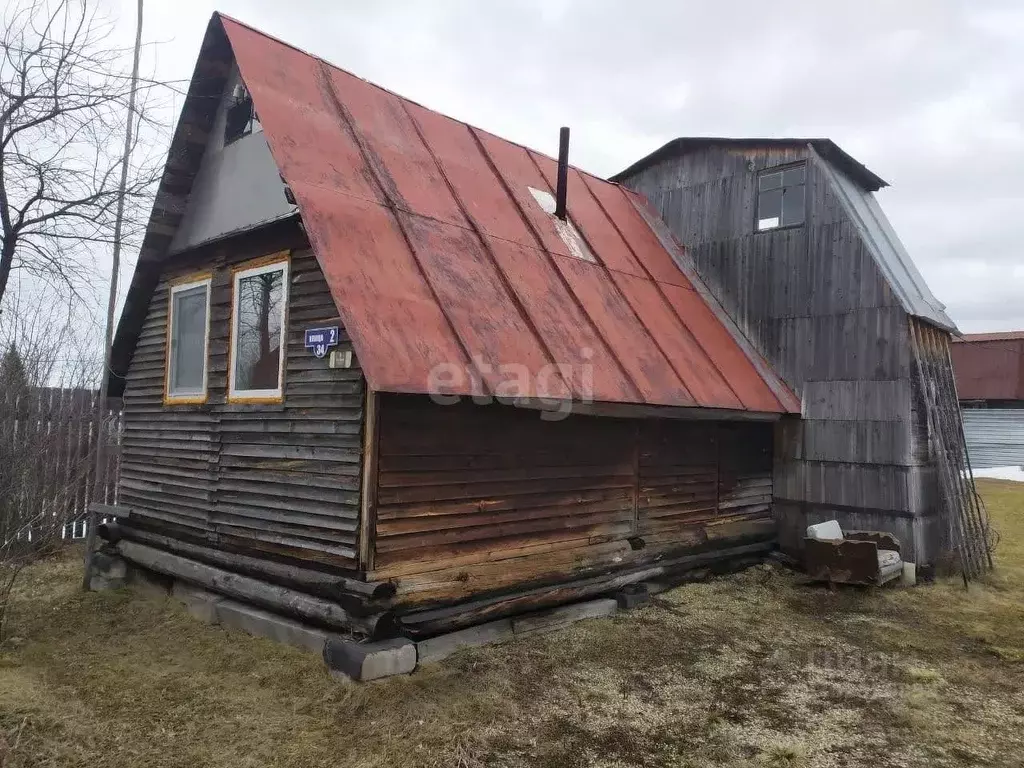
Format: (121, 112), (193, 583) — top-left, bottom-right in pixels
(164, 273), (212, 405)
(228, 253), (291, 404)
(756, 163), (806, 231)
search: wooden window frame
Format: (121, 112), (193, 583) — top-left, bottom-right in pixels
(164, 273), (213, 405)
(754, 161), (807, 233)
(227, 252), (291, 405)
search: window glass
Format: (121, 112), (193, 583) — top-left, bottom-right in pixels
(756, 163), (805, 231)
(782, 166), (805, 186)
(782, 184), (806, 226)
(224, 82), (261, 145)
(758, 171), (783, 191)
(231, 262), (288, 398)
(167, 281), (209, 400)
(757, 188), (783, 231)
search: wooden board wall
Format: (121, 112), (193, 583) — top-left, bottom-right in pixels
(118, 222), (365, 570)
(620, 145), (940, 564)
(369, 394), (774, 607)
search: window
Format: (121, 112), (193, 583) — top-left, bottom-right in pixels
(229, 255), (290, 402)
(165, 275), (211, 404)
(224, 82), (260, 145)
(757, 164), (806, 231)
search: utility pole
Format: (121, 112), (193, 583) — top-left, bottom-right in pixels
(83, 0), (144, 590)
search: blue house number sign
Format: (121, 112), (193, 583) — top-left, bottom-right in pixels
(304, 326), (339, 359)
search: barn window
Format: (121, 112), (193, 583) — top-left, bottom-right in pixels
(757, 164), (805, 231)
(229, 254), (290, 403)
(224, 82), (260, 145)
(165, 275), (212, 404)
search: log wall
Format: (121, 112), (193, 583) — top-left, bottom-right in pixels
(369, 394), (774, 607)
(118, 222), (365, 570)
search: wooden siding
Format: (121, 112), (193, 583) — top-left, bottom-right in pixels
(118, 223), (365, 570)
(620, 144), (943, 563)
(369, 394), (774, 606)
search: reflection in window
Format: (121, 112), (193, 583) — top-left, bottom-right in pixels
(224, 82), (261, 145)
(230, 259), (289, 400)
(166, 277), (211, 402)
(757, 164), (806, 231)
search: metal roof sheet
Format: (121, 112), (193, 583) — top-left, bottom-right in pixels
(113, 14), (797, 414)
(955, 331), (1024, 343)
(951, 334), (1024, 401)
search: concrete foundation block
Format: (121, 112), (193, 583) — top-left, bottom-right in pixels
(127, 564), (172, 599)
(89, 552), (128, 591)
(215, 600), (328, 654)
(416, 619), (514, 665)
(512, 598), (618, 637)
(323, 636), (416, 681)
(172, 581), (223, 624)
(615, 583), (651, 611)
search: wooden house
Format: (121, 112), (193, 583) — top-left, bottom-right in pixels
(613, 139), (988, 573)
(100, 15), (805, 639)
(951, 332), (1024, 470)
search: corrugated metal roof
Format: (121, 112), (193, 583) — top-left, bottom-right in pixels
(951, 334), (1024, 401)
(955, 331), (1024, 343)
(214, 15), (796, 414)
(962, 409), (1024, 469)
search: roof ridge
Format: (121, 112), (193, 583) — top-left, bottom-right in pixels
(213, 12), (613, 186)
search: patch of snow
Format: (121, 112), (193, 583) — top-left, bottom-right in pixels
(972, 466), (1024, 482)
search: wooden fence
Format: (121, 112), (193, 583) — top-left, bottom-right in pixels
(0, 387), (122, 543)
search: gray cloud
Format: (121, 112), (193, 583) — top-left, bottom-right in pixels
(131, 0), (1024, 332)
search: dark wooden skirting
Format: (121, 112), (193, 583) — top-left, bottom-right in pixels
(115, 539), (387, 637)
(389, 540), (775, 638)
(99, 520), (393, 604)
(774, 498), (927, 520)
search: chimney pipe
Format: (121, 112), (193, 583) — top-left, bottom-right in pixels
(555, 126), (570, 221)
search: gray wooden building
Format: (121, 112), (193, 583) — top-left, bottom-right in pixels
(613, 138), (972, 567)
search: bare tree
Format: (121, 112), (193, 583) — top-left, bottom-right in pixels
(0, 0), (167, 309)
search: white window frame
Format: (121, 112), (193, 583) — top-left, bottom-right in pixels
(228, 256), (290, 403)
(165, 275), (212, 404)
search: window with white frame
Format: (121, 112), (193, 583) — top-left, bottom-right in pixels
(229, 256), (289, 402)
(756, 164), (806, 231)
(166, 275), (212, 403)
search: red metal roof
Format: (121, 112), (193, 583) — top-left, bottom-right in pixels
(951, 334), (1024, 401)
(219, 15), (797, 414)
(954, 331), (1024, 343)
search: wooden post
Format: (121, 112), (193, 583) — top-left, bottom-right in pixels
(358, 389), (379, 574)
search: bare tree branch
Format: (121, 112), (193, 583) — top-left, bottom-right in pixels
(0, 0), (172, 310)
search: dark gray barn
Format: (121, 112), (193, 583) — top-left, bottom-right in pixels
(614, 138), (987, 571)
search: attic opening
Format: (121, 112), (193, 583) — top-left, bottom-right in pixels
(756, 163), (805, 231)
(225, 81), (261, 145)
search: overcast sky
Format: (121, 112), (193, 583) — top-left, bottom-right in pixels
(113, 0), (1024, 333)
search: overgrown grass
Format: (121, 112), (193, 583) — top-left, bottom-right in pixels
(1, 480), (1023, 767)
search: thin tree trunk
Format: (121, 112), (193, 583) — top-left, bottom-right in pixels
(82, 0), (143, 590)
(0, 242), (14, 313)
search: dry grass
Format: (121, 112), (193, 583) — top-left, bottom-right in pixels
(2, 480), (1024, 767)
